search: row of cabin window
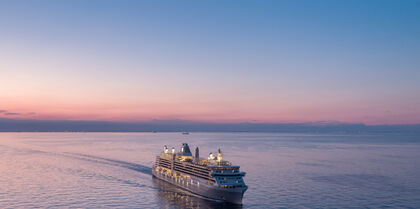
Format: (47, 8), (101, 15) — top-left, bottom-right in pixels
(214, 169), (239, 173)
(220, 185), (245, 188)
(217, 177), (243, 184)
(217, 177), (242, 180)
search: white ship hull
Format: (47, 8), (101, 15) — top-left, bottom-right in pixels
(152, 165), (246, 204)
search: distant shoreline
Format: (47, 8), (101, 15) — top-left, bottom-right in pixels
(1, 118), (419, 134)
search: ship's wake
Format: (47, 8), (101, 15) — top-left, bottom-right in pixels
(1, 144), (243, 208)
(64, 153), (241, 207)
(62, 152), (152, 175)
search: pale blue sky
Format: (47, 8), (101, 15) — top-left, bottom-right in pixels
(0, 0), (419, 124)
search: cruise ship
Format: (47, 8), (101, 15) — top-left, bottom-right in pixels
(152, 143), (248, 204)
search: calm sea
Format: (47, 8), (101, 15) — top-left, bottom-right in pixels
(0, 132), (419, 208)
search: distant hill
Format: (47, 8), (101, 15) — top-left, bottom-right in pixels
(0, 117), (419, 134)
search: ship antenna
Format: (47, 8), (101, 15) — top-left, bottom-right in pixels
(217, 148), (223, 162)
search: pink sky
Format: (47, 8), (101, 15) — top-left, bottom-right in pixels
(1, 92), (419, 125)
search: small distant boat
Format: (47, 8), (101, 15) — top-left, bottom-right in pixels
(182, 132), (190, 135)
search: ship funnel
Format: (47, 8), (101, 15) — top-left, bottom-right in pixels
(164, 145), (169, 153)
(172, 147), (175, 154)
(195, 147), (199, 161)
(179, 143), (192, 156)
(217, 148), (223, 162)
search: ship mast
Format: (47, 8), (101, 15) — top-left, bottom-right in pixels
(195, 147), (199, 162)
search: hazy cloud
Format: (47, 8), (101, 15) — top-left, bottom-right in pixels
(0, 110), (35, 116)
(5, 112), (20, 115)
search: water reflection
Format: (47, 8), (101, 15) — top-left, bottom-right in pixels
(152, 177), (243, 209)
(2, 132), (420, 208)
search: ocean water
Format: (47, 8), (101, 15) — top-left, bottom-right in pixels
(0, 132), (419, 208)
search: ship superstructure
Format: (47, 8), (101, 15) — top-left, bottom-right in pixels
(152, 143), (247, 204)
